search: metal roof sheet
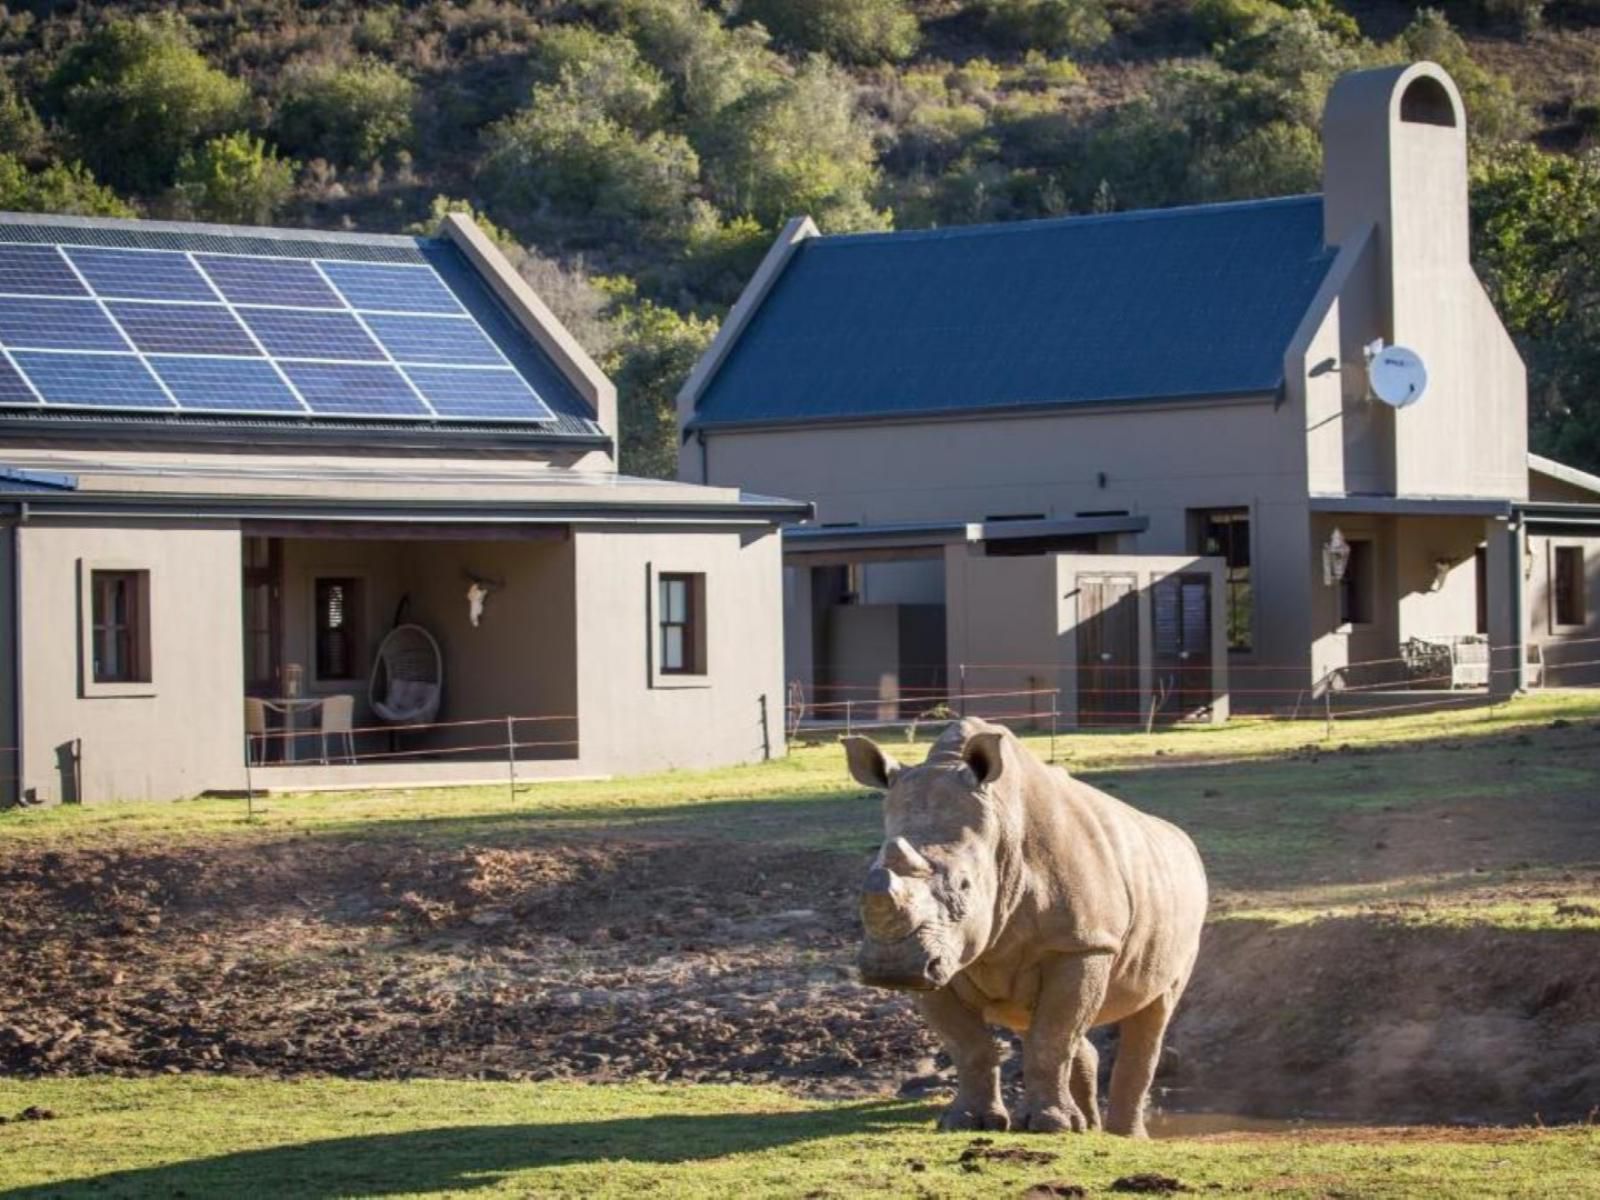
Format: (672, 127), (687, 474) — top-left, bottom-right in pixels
(692, 195), (1335, 427)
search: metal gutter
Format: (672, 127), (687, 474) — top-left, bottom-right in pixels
(0, 416), (611, 454)
(1309, 494), (1515, 518)
(687, 388), (1278, 435)
(784, 513), (1147, 553)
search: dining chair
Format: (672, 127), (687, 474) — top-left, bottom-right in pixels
(244, 697), (271, 765)
(318, 694), (356, 765)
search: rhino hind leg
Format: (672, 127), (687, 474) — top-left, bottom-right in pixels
(1070, 1037), (1101, 1131)
(1105, 987), (1179, 1138)
(916, 988), (1010, 1132)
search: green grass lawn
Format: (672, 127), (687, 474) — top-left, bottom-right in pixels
(1, 1077), (1595, 1199)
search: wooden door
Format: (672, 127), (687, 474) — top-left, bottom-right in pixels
(241, 536), (282, 696)
(1077, 574), (1138, 726)
(1153, 573), (1213, 719)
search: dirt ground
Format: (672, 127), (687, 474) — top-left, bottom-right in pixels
(3, 724), (1600, 1127)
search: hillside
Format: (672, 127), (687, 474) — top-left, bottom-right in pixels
(1, 0), (1598, 475)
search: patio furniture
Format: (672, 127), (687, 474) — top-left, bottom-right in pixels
(261, 696), (324, 762)
(1402, 635), (1489, 689)
(369, 624), (442, 728)
(318, 693), (356, 764)
(244, 697), (271, 765)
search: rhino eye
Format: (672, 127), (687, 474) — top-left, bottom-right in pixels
(959, 876), (972, 891)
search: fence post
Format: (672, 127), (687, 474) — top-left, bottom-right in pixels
(1324, 686), (1334, 740)
(243, 734), (254, 820)
(958, 664), (967, 717)
(1049, 703), (1057, 764)
(845, 700), (853, 737)
(505, 715), (517, 803)
(760, 693), (771, 761)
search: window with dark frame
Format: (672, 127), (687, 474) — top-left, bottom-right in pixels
(314, 577), (364, 681)
(91, 569), (150, 684)
(1193, 508), (1252, 652)
(1554, 546), (1586, 627)
(1339, 540), (1374, 627)
(658, 572), (704, 675)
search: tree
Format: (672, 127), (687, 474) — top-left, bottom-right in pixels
(740, 0), (919, 65)
(274, 59), (415, 167)
(980, 0), (1113, 54)
(175, 132), (297, 225)
(0, 155), (134, 217)
(701, 56), (888, 232)
(45, 14), (248, 194)
(1471, 143), (1600, 471)
(603, 294), (719, 478)
(0, 82), (46, 161)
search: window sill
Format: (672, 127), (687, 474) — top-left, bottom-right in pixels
(82, 680), (157, 699)
(651, 673), (712, 691)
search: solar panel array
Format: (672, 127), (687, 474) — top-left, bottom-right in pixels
(0, 242), (557, 423)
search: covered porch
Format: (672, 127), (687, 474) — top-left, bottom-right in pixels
(239, 521), (580, 780)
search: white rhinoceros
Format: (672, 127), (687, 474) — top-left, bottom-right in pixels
(847, 718), (1207, 1137)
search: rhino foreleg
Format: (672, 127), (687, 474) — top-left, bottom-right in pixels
(1016, 953), (1112, 1133)
(916, 987), (1009, 1132)
(1106, 986), (1178, 1138)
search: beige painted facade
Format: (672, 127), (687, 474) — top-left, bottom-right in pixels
(0, 213), (803, 805)
(679, 62), (1597, 714)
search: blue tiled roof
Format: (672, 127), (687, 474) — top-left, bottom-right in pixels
(691, 195), (1335, 427)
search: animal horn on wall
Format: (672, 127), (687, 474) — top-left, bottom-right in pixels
(861, 866), (917, 940)
(883, 836), (933, 878)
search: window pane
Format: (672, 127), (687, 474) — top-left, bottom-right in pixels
(662, 625), (684, 670)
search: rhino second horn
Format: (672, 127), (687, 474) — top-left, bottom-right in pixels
(862, 866), (917, 939)
(883, 836), (933, 878)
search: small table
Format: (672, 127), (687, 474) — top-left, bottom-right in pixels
(263, 697), (324, 764)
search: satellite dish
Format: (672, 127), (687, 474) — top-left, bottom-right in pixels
(1366, 343), (1428, 409)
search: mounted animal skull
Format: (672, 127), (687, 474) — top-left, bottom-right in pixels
(463, 569), (505, 627)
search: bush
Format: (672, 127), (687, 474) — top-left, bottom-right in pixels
(700, 56), (888, 232)
(44, 14), (248, 194)
(603, 295), (719, 478)
(740, 0), (919, 65)
(274, 59), (415, 167)
(981, 0), (1113, 54)
(0, 154), (134, 217)
(1394, 10), (1527, 144)
(530, 25), (671, 129)
(0, 82), (46, 161)
(175, 132), (297, 225)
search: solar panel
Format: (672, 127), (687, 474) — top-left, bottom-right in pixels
(364, 313), (503, 366)
(0, 245), (86, 297)
(0, 355), (38, 403)
(0, 234), (573, 425)
(13, 351), (172, 408)
(108, 302), (258, 356)
(320, 261), (463, 314)
(238, 308), (383, 361)
(194, 255), (342, 308)
(0, 298), (127, 351)
(150, 356), (303, 413)
(281, 362), (430, 417)
(403, 366), (554, 421)
(66, 248), (214, 302)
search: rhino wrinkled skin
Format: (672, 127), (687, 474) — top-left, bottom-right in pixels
(847, 718), (1208, 1138)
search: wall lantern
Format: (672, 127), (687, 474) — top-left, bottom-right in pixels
(1322, 527), (1351, 586)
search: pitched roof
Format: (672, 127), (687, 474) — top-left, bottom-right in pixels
(690, 195), (1336, 429)
(0, 212), (603, 441)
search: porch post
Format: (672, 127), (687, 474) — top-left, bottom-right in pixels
(1484, 516), (1527, 697)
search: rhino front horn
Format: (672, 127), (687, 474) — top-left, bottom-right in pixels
(882, 836), (933, 878)
(862, 866), (917, 940)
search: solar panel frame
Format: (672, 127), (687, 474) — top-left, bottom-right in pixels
(65, 247), (215, 302)
(0, 351), (39, 404)
(280, 361), (432, 418)
(318, 260), (465, 314)
(0, 297), (130, 351)
(107, 301), (260, 357)
(0, 244), (87, 297)
(401, 365), (556, 422)
(194, 254), (344, 309)
(149, 355), (305, 414)
(12, 351), (174, 409)
(362, 313), (506, 367)
(238, 307), (385, 362)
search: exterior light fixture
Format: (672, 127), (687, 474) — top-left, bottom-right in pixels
(1323, 527), (1351, 586)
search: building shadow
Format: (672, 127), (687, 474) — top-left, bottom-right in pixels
(0, 1102), (928, 1199)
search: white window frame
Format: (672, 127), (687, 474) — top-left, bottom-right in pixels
(78, 560), (156, 699)
(647, 563), (710, 689)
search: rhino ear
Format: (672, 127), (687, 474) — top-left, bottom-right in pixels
(961, 730), (1007, 787)
(843, 736), (901, 790)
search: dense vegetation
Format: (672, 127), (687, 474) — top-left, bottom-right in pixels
(1, 1), (1598, 475)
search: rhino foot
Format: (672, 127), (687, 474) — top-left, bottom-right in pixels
(936, 1103), (1011, 1132)
(1015, 1103), (1089, 1134)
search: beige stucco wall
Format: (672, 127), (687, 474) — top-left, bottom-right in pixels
(16, 521), (245, 804)
(571, 526), (785, 774)
(1528, 534), (1600, 686)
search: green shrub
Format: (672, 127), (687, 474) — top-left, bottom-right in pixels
(0, 154), (133, 217)
(45, 14), (248, 194)
(274, 59), (415, 167)
(175, 132), (297, 225)
(603, 295), (719, 479)
(531, 24), (672, 128)
(740, 0), (919, 64)
(981, 0), (1113, 54)
(0, 82), (46, 160)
